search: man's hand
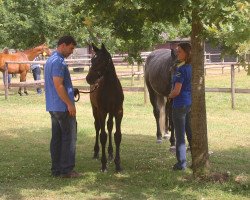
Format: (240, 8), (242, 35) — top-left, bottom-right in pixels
(67, 103), (76, 117)
(53, 77), (77, 116)
(74, 88), (79, 97)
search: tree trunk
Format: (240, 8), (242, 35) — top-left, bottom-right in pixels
(191, 5), (210, 177)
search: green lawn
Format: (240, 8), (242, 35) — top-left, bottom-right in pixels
(0, 70), (249, 200)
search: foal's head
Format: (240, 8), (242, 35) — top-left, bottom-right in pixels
(86, 43), (112, 85)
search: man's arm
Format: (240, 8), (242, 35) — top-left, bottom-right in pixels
(53, 77), (76, 116)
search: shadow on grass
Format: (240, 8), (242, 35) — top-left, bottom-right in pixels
(0, 127), (249, 200)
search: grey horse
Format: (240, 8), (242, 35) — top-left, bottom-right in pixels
(144, 48), (176, 147)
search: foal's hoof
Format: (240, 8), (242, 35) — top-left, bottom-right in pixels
(108, 154), (114, 161)
(18, 91), (22, 96)
(115, 167), (123, 173)
(156, 139), (162, 144)
(100, 168), (108, 173)
(93, 154), (99, 160)
(24, 92), (28, 95)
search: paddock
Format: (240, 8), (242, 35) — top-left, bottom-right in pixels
(0, 80), (249, 199)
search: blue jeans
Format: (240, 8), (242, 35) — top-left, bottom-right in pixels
(32, 67), (42, 94)
(49, 111), (77, 175)
(172, 105), (192, 169)
(2, 72), (11, 84)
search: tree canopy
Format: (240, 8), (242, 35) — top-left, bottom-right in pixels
(1, 0), (248, 57)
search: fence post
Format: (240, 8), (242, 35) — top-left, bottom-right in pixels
(231, 64), (235, 109)
(131, 64), (134, 86)
(137, 64), (141, 81)
(4, 63), (8, 100)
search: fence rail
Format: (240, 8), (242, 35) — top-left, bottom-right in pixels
(1, 55), (249, 109)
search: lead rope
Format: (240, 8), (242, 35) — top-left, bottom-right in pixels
(74, 84), (99, 102)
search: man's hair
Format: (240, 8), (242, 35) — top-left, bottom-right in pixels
(57, 36), (77, 46)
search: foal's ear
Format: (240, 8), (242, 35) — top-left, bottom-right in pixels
(92, 43), (99, 53)
(101, 43), (107, 52)
(171, 49), (177, 59)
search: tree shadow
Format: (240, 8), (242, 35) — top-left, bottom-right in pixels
(0, 127), (249, 199)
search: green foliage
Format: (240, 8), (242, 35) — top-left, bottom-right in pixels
(69, 0), (191, 63)
(0, 0), (248, 59)
(0, 0), (76, 49)
(201, 0), (250, 55)
(71, 0), (249, 58)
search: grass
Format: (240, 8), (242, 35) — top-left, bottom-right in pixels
(0, 70), (249, 199)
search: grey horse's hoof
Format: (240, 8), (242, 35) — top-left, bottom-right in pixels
(163, 133), (170, 140)
(156, 136), (162, 144)
(169, 145), (176, 153)
(156, 139), (162, 144)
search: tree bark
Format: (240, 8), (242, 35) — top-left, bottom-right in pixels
(191, 5), (210, 177)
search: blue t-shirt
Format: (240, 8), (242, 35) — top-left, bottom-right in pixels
(172, 63), (192, 108)
(44, 51), (74, 112)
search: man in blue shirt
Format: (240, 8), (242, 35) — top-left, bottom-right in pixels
(31, 56), (42, 94)
(45, 36), (80, 178)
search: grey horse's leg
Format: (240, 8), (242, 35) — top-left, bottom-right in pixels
(146, 81), (161, 143)
(156, 95), (167, 143)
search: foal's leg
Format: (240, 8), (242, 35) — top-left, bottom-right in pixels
(99, 111), (108, 172)
(114, 108), (123, 172)
(93, 107), (100, 159)
(107, 114), (114, 160)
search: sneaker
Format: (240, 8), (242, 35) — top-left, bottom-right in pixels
(60, 171), (82, 178)
(172, 163), (185, 171)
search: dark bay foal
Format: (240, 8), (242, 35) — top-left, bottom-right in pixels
(86, 43), (124, 172)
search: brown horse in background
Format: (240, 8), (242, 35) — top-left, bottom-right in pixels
(0, 44), (50, 95)
(86, 43), (124, 172)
